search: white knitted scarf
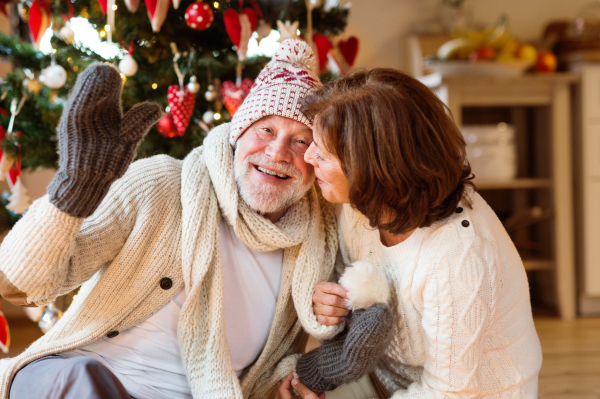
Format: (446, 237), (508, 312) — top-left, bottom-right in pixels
(178, 123), (341, 397)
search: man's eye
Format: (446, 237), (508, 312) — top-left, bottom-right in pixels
(298, 140), (309, 145)
(262, 128), (272, 133)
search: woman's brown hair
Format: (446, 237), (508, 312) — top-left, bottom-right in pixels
(301, 68), (474, 235)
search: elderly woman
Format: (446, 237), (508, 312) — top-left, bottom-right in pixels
(281, 68), (543, 399)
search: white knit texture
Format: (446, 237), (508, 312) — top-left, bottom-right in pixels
(335, 191), (542, 398)
(0, 122), (340, 399)
(229, 39), (322, 145)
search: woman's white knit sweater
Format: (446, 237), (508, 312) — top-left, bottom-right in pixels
(336, 191), (542, 398)
(0, 124), (340, 399)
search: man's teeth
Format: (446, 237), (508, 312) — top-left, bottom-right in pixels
(257, 166), (289, 179)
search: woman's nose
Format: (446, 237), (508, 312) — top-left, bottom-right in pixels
(304, 143), (317, 166)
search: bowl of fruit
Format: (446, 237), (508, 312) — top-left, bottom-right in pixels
(427, 15), (554, 77)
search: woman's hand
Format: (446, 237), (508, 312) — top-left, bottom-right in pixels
(312, 282), (349, 326)
(275, 373), (325, 399)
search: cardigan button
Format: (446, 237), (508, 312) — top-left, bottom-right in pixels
(107, 331), (119, 338)
(456, 207), (463, 213)
(461, 220), (470, 228)
(160, 278), (173, 290)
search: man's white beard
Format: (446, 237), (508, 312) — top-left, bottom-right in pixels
(234, 148), (314, 215)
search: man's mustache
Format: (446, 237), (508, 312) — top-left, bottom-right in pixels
(242, 153), (303, 180)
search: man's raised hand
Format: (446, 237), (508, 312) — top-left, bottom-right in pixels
(48, 63), (163, 218)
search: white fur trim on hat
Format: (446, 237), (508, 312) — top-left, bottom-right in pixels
(339, 261), (391, 310)
(229, 39), (322, 145)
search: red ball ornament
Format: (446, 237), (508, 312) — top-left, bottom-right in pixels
(0, 309), (10, 354)
(185, 2), (214, 31)
(157, 113), (179, 138)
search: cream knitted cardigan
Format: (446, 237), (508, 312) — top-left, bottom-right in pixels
(0, 123), (341, 399)
(336, 191), (543, 398)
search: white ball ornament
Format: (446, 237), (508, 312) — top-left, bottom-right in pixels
(187, 75), (200, 94)
(202, 110), (215, 124)
(42, 64), (67, 89)
(119, 55), (138, 77)
(204, 84), (216, 101)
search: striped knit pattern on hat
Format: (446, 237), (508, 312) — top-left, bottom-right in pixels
(229, 39), (322, 145)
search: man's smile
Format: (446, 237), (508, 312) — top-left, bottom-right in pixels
(253, 164), (291, 180)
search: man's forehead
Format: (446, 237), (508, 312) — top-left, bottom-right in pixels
(251, 115), (311, 131)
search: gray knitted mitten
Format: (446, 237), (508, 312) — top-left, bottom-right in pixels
(297, 304), (396, 392)
(47, 63), (163, 218)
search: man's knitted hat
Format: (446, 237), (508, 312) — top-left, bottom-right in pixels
(229, 39), (322, 145)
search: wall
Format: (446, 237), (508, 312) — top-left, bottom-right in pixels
(0, 8), (11, 77)
(344, 0), (594, 72)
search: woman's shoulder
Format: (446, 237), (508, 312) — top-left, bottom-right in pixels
(418, 192), (510, 263)
(336, 192), (512, 267)
(424, 191), (500, 238)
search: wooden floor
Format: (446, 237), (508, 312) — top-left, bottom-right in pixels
(535, 317), (600, 398)
(2, 316), (600, 397)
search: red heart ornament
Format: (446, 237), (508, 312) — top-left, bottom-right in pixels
(223, 9), (242, 47)
(313, 34), (332, 70)
(0, 310), (10, 354)
(168, 86), (196, 136)
(97, 0), (107, 14)
(144, 0), (171, 32)
(221, 79), (254, 116)
(224, 8), (257, 47)
(243, 8), (258, 32)
(28, 0), (51, 50)
(0, 0), (11, 17)
(8, 167), (18, 186)
(0, 125), (5, 161)
(125, 0), (141, 12)
(338, 37), (359, 67)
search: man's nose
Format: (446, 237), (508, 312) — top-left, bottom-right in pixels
(265, 137), (292, 163)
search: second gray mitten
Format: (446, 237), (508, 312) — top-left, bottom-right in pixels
(48, 63), (163, 218)
(296, 303), (396, 392)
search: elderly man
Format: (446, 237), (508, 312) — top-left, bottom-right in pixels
(0, 40), (340, 399)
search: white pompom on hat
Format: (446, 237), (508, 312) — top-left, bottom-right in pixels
(229, 39), (322, 145)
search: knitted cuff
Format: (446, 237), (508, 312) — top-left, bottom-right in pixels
(297, 346), (339, 392)
(297, 304), (396, 392)
(48, 173), (115, 218)
(48, 137), (138, 218)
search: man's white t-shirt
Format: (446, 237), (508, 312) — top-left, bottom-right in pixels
(62, 220), (284, 399)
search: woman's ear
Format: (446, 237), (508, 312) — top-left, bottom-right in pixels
(339, 261), (391, 310)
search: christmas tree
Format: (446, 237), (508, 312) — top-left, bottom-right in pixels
(0, 0), (354, 233)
